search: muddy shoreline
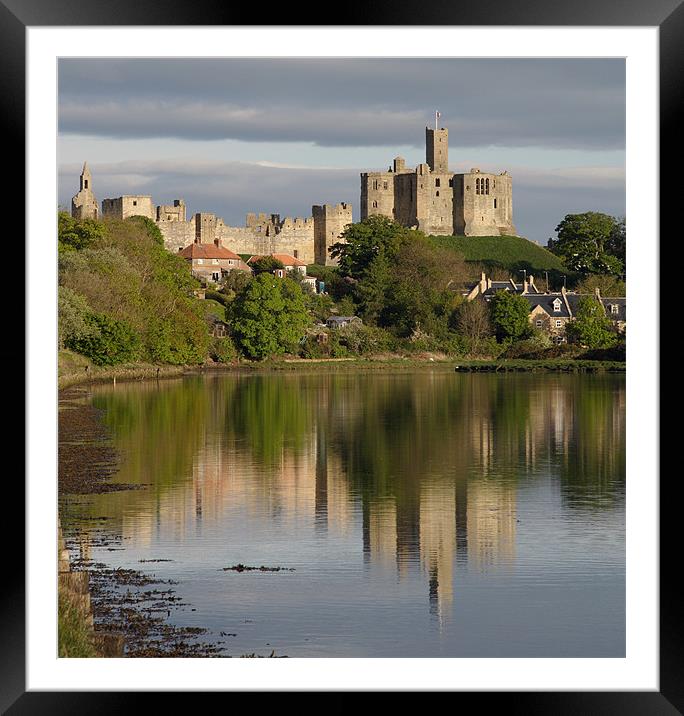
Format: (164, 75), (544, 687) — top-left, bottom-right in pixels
(58, 386), (226, 657)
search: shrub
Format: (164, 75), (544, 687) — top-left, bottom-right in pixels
(58, 287), (96, 350)
(66, 313), (141, 365)
(209, 336), (238, 363)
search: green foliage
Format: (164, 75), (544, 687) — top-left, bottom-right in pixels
(305, 291), (334, 323)
(566, 296), (618, 349)
(126, 215), (165, 246)
(489, 291), (533, 342)
(230, 274), (311, 360)
(331, 215), (416, 279)
(66, 312), (141, 365)
(334, 295), (357, 317)
(145, 307), (209, 364)
(550, 212), (625, 275)
(58, 215), (208, 365)
(59, 591), (98, 658)
(250, 256), (285, 275)
(575, 274), (626, 297)
(331, 218), (467, 338)
(220, 269), (253, 301)
(58, 286), (96, 350)
(202, 297), (228, 319)
(58, 211), (106, 253)
(337, 323), (395, 355)
(209, 336), (238, 363)
(500, 330), (553, 359)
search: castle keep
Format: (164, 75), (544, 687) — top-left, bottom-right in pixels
(361, 125), (517, 237)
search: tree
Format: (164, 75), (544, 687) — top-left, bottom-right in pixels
(230, 274), (311, 359)
(489, 290), (532, 342)
(575, 274), (626, 297)
(58, 286), (96, 350)
(453, 299), (493, 344)
(330, 215), (416, 279)
(58, 212), (106, 253)
(66, 312), (141, 365)
(550, 212), (625, 275)
(565, 296), (617, 348)
(250, 256), (285, 275)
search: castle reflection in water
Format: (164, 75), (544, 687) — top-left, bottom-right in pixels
(70, 371), (625, 628)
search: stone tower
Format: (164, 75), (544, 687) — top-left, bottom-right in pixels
(426, 126), (449, 173)
(360, 123), (517, 238)
(71, 162), (99, 220)
(312, 203), (353, 265)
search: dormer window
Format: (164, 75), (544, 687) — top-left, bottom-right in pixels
(611, 304), (619, 314)
(553, 298), (562, 312)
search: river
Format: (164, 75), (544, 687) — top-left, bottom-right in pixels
(59, 369), (625, 657)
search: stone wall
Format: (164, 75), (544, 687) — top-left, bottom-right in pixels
(101, 195), (156, 221)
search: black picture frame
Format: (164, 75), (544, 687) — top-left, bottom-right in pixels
(7, 1), (672, 710)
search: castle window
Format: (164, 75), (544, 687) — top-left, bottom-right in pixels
(383, 181), (388, 190)
(476, 178), (480, 194)
(373, 180), (379, 190)
(294, 250), (299, 258)
(133, 200), (137, 206)
(486, 178), (490, 194)
(84, 180), (88, 189)
(449, 178), (453, 187)
(494, 199), (497, 209)
(436, 191), (440, 197)
(435, 178), (441, 187)
(372, 201), (378, 208)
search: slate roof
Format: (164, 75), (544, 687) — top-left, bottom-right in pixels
(525, 294), (572, 318)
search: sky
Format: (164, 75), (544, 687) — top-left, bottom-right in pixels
(58, 58), (625, 245)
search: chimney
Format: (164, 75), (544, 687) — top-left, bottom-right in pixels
(528, 275), (535, 292)
(479, 272), (487, 293)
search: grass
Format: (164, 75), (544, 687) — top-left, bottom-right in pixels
(58, 349), (189, 389)
(428, 234), (568, 275)
(58, 589), (98, 658)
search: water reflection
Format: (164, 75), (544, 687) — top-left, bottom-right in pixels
(63, 371), (625, 655)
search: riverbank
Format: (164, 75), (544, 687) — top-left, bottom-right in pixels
(58, 385), (224, 656)
(59, 350), (625, 389)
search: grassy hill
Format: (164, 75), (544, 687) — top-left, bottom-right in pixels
(428, 234), (567, 275)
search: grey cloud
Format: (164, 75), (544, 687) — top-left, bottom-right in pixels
(58, 58), (625, 150)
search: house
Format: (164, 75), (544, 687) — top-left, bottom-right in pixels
(326, 316), (362, 330)
(464, 271), (541, 301)
(464, 273), (626, 342)
(247, 253), (308, 277)
(179, 238), (251, 283)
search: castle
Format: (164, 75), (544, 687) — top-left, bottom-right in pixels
(361, 123), (516, 237)
(71, 163), (352, 266)
(69, 121), (517, 264)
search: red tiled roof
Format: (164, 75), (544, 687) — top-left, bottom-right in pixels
(179, 242), (242, 260)
(247, 253), (307, 267)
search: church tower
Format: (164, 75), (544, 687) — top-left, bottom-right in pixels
(71, 162), (99, 220)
